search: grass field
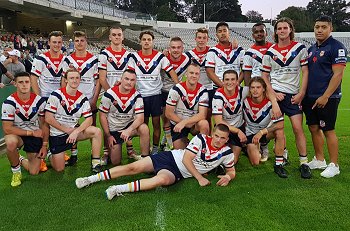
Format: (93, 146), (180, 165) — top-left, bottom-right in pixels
(1, 67), (350, 231)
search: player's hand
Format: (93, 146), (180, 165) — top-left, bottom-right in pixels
(120, 129), (133, 142)
(66, 130), (79, 144)
(173, 121), (186, 133)
(312, 95), (328, 109)
(275, 92), (285, 101)
(90, 101), (97, 112)
(291, 92), (304, 105)
(65, 127), (75, 135)
(0, 83), (4, 88)
(32, 129), (43, 138)
(107, 135), (117, 148)
(237, 130), (247, 143)
(198, 177), (211, 187)
(252, 133), (262, 145)
(162, 49), (169, 56)
(232, 38), (239, 49)
(271, 102), (282, 118)
(216, 175), (231, 186)
(38, 146), (48, 159)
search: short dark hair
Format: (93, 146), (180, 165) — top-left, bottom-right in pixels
(223, 70), (238, 80)
(170, 37), (183, 43)
(73, 31), (87, 39)
(48, 31), (63, 41)
(195, 27), (208, 37)
(274, 17), (295, 43)
(63, 68), (81, 79)
(187, 63), (200, 70)
(315, 15), (332, 23)
(139, 31), (154, 40)
(252, 22), (266, 32)
(14, 72), (30, 81)
(216, 21), (229, 32)
(122, 69), (136, 76)
(213, 123), (230, 133)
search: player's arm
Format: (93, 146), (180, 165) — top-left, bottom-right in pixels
(30, 74), (40, 95)
(182, 149), (210, 187)
(206, 67), (223, 87)
(261, 71), (281, 118)
(120, 112), (144, 141)
(165, 104), (182, 124)
(213, 115), (246, 143)
(99, 111), (116, 148)
(182, 105), (207, 127)
(243, 70), (252, 86)
(168, 69), (179, 84)
(252, 119), (284, 145)
(45, 111), (74, 134)
(38, 115), (49, 158)
(312, 64), (345, 109)
(2, 121), (41, 137)
(216, 167), (236, 186)
(292, 65), (308, 105)
(99, 69), (110, 91)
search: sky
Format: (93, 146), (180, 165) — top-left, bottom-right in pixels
(239, 0), (311, 19)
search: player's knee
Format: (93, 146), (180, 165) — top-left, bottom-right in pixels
(250, 158), (260, 166)
(308, 125), (319, 133)
(274, 129), (284, 140)
(292, 125), (304, 135)
(197, 120), (209, 133)
(5, 139), (19, 152)
(139, 124), (150, 135)
(158, 175), (172, 186)
(53, 165), (65, 172)
(29, 168), (40, 175)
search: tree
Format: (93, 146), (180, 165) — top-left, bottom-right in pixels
(246, 10), (263, 22)
(307, 0), (350, 31)
(278, 6), (313, 32)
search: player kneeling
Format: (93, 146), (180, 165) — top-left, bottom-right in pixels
(75, 124), (235, 200)
(2, 72), (49, 187)
(45, 68), (102, 172)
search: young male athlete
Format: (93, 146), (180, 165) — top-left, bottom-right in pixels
(45, 68), (102, 172)
(128, 31), (178, 154)
(165, 63), (209, 149)
(261, 17), (311, 178)
(99, 69), (150, 165)
(2, 72), (48, 187)
(75, 124), (235, 200)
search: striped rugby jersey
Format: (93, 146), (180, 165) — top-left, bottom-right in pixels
(242, 42), (273, 78)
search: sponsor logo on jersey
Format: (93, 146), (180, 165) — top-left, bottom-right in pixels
(320, 51), (325, 57)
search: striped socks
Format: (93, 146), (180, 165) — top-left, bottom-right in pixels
(275, 157), (284, 166)
(88, 169), (111, 183)
(115, 180), (141, 193)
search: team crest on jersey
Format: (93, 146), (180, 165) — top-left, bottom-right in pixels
(181, 96), (186, 101)
(76, 104), (81, 109)
(153, 61), (158, 66)
(61, 101), (66, 106)
(113, 100), (118, 106)
(32, 107), (37, 113)
(223, 103), (227, 108)
(320, 120), (325, 127)
(320, 51), (325, 57)
(252, 53), (257, 58)
(137, 61), (141, 66)
(124, 58), (129, 63)
(218, 54), (222, 58)
(201, 148), (207, 154)
(15, 108), (20, 114)
(47, 64), (52, 69)
(273, 55), (278, 61)
(291, 51), (297, 57)
(108, 57), (113, 62)
(69, 63), (74, 68)
(86, 63), (91, 69)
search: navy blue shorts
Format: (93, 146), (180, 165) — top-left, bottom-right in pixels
(228, 125), (245, 147)
(110, 122), (132, 144)
(150, 151), (183, 183)
(302, 97), (340, 131)
(20, 136), (43, 153)
(246, 134), (268, 145)
(170, 123), (192, 142)
(276, 91), (302, 117)
(161, 91), (169, 108)
(49, 134), (73, 154)
(208, 89), (217, 108)
(143, 94), (163, 117)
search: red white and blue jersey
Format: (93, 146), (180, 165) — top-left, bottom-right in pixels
(161, 54), (191, 92)
(243, 42), (273, 78)
(45, 88), (92, 136)
(166, 82), (209, 125)
(206, 44), (245, 88)
(2, 93), (46, 131)
(99, 86), (144, 132)
(62, 52), (99, 100)
(186, 46), (212, 90)
(243, 97), (283, 136)
(212, 86), (249, 127)
(128, 50), (173, 97)
(31, 51), (66, 98)
(261, 41), (308, 94)
(98, 46), (131, 87)
(307, 36), (347, 99)
(172, 134), (235, 178)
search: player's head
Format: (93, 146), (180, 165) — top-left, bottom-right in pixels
(249, 77), (267, 99)
(195, 27), (209, 49)
(223, 70), (239, 91)
(73, 31), (87, 52)
(14, 72), (31, 94)
(274, 17), (295, 43)
(211, 124), (230, 149)
(48, 31), (63, 53)
(186, 63), (200, 86)
(252, 22), (267, 44)
(63, 68), (81, 89)
(109, 26), (124, 45)
(314, 15), (333, 43)
(139, 31), (154, 50)
(216, 21), (230, 43)
(169, 37), (184, 60)
(120, 69), (137, 91)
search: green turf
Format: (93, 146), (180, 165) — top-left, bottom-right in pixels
(1, 67), (350, 231)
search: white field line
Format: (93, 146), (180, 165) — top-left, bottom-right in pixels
(155, 187), (167, 231)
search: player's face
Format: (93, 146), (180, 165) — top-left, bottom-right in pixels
(195, 32), (208, 49)
(169, 40), (183, 60)
(49, 36), (63, 53)
(186, 65), (200, 86)
(65, 71), (81, 89)
(211, 129), (229, 149)
(120, 72), (136, 91)
(250, 81), (265, 99)
(216, 26), (230, 43)
(314, 21), (332, 43)
(275, 22), (292, 41)
(140, 34), (153, 50)
(15, 76), (31, 94)
(223, 73), (238, 92)
(74, 36), (87, 52)
(252, 25), (267, 43)
(109, 29), (124, 46)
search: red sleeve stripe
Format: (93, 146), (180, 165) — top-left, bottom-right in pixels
(8, 114), (15, 118)
(262, 65), (271, 70)
(50, 106), (57, 110)
(82, 111), (91, 116)
(101, 63), (107, 67)
(244, 65), (252, 68)
(128, 66), (135, 70)
(35, 70), (42, 75)
(207, 62), (215, 65)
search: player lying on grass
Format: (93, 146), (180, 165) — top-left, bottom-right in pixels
(75, 123), (236, 200)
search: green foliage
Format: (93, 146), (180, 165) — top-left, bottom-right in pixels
(278, 7), (314, 32)
(246, 10), (264, 23)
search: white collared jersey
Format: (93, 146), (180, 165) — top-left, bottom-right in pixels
(98, 47), (131, 87)
(243, 42), (273, 78)
(243, 97), (283, 136)
(62, 52), (98, 100)
(206, 44), (245, 88)
(166, 82), (209, 125)
(261, 41), (308, 94)
(212, 86), (249, 127)
(128, 50), (173, 97)
(2, 93), (46, 131)
(31, 51), (66, 98)
(161, 54), (191, 92)
(45, 88), (92, 136)
(185, 46), (212, 90)
(99, 86), (144, 132)
(172, 134), (235, 178)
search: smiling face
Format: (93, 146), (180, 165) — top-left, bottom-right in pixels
(223, 72), (238, 92)
(49, 36), (63, 54)
(195, 32), (208, 49)
(252, 25), (267, 44)
(65, 71), (81, 90)
(169, 40), (183, 60)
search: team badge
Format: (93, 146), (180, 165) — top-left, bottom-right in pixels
(145, 65), (149, 71)
(320, 51), (325, 57)
(338, 49), (345, 57)
(108, 57), (113, 62)
(223, 103), (227, 108)
(122, 104), (126, 109)
(46, 64), (52, 69)
(320, 120), (325, 127)
(282, 57), (287, 62)
(32, 107), (37, 113)
(273, 55), (278, 61)
(218, 54), (222, 58)
(61, 101), (66, 106)
(86, 63), (91, 69)
(69, 63), (74, 68)
(153, 61), (158, 66)
(291, 51), (297, 57)
(313, 57), (317, 63)
(181, 96), (186, 101)
(15, 108), (20, 114)
(201, 148), (207, 154)
(117, 62), (120, 66)
(76, 104), (81, 109)
(136, 61), (141, 66)
(113, 100), (118, 106)
(252, 53), (257, 59)
(124, 58), (129, 63)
